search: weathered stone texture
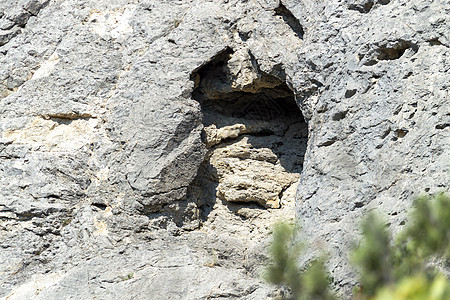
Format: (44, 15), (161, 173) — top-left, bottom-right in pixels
(293, 0), (449, 296)
(0, 0), (448, 299)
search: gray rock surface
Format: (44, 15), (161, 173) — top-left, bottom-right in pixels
(0, 0), (448, 299)
(294, 0), (449, 296)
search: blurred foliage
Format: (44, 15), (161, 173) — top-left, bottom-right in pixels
(264, 222), (336, 300)
(265, 223), (302, 292)
(352, 213), (393, 296)
(301, 258), (337, 300)
(397, 192), (450, 261)
(372, 274), (450, 300)
(354, 192), (450, 300)
(265, 192), (450, 300)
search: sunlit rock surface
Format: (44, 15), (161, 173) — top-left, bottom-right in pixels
(0, 0), (448, 299)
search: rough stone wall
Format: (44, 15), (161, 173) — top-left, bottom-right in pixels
(293, 0), (449, 295)
(0, 0), (448, 299)
(189, 48), (307, 212)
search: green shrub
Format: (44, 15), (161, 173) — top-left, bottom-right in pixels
(264, 222), (336, 300)
(354, 192), (450, 299)
(372, 273), (450, 300)
(351, 212), (393, 296)
(265, 192), (450, 300)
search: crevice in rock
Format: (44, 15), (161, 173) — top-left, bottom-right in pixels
(403, 71), (413, 79)
(0, 0), (50, 47)
(377, 40), (417, 61)
(187, 48), (308, 224)
(362, 40), (419, 66)
(0, 1), (52, 100)
(427, 38), (445, 47)
(435, 123), (450, 130)
(393, 128), (408, 140)
(349, 0), (374, 13)
(344, 89), (357, 98)
(332, 110), (348, 121)
(318, 140), (336, 147)
(91, 203), (107, 210)
(380, 128), (391, 139)
(238, 31), (251, 42)
(41, 113), (95, 125)
(348, 0), (390, 14)
(274, 3), (304, 39)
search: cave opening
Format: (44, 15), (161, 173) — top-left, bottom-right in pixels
(188, 48), (308, 223)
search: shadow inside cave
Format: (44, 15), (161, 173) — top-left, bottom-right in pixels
(187, 47), (308, 224)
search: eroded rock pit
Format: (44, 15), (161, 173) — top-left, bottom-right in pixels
(188, 48), (308, 219)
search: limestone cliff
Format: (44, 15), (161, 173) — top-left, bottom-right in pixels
(0, 0), (448, 299)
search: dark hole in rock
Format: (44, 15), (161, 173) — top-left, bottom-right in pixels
(362, 41), (418, 66)
(92, 203), (107, 210)
(377, 41), (417, 60)
(188, 48), (308, 223)
(349, 0), (389, 13)
(348, 0), (374, 13)
(238, 31), (251, 42)
(436, 123), (450, 130)
(364, 1), (374, 12)
(395, 129), (408, 138)
(275, 3), (304, 39)
(380, 128), (391, 139)
(363, 59), (378, 66)
(378, 47), (407, 60)
(318, 140), (336, 147)
(428, 38), (443, 46)
(345, 89), (357, 98)
(403, 71), (413, 79)
(332, 110), (348, 121)
(354, 201), (364, 208)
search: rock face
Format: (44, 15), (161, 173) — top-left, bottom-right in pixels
(189, 48), (307, 210)
(0, 0), (448, 299)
